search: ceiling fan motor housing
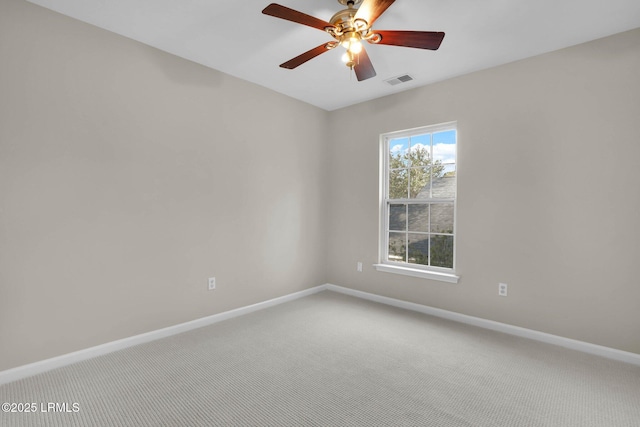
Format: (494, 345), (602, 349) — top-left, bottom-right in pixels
(328, 6), (370, 41)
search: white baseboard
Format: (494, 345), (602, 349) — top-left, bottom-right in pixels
(0, 285), (327, 386)
(3, 282), (638, 385)
(325, 283), (640, 366)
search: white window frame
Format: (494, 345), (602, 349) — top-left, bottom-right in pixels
(374, 122), (460, 284)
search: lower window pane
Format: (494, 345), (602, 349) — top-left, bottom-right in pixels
(388, 232), (406, 262)
(431, 203), (454, 233)
(408, 233), (429, 266)
(389, 204), (407, 231)
(430, 235), (454, 268)
(408, 204), (429, 232)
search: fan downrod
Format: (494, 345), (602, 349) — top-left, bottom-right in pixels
(337, 0), (363, 6)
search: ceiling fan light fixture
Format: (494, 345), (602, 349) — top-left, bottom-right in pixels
(341, 31), (363, 54)
(341, 51), (356, 69)
(349, 40), (363, 54)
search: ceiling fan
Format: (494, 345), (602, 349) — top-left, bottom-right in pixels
(262, 0), (445, 81)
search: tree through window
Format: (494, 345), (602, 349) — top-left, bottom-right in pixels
(381, 123), (457, 271)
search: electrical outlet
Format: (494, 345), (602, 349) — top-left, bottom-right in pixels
(498, 283), (508, 297)
(357, 262), (363, 272)
(208, 277), (216, 290)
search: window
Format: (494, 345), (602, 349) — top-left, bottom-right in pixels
(375, 122), (458, 283)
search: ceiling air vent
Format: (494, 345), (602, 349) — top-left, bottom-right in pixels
(384, 74), (414, 86)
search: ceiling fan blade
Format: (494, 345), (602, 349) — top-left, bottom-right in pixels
(354, 47), (376, 81)
(262, 3), (334, 32)
(373, 30), (445, 50)
(354, 0), (395, 27)
(280, 43), (333, 69)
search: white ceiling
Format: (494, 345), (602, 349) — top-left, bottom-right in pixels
(26, 0), (640, 111)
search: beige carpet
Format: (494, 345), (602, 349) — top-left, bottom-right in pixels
(1, 291), (639, 426)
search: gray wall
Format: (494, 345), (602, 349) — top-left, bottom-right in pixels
(0, 0), (328, 371)
(326, 28), (640, 355)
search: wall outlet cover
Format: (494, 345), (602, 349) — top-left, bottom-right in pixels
(498, 283), (508, 297)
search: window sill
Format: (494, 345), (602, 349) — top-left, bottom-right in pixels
(373, 264), (460, 284)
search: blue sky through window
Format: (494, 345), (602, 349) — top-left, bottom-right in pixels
(389, 130), (456, 172)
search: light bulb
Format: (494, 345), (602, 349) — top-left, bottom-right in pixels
(341, 51), (355, 69)
(341, 32), (363, 54)
(349, 39), (363, 54)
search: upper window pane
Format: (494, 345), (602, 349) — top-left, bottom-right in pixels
(389, 137), (409, 167)
(433, 130), (456, 165)
(388, 130), (456, 200)
(409, 167), (430, 199)
(409, 134), (431, 167)
(432, 130), (456, 199)
(389, 169), (408, 199)
(432, 165), (456, 198)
